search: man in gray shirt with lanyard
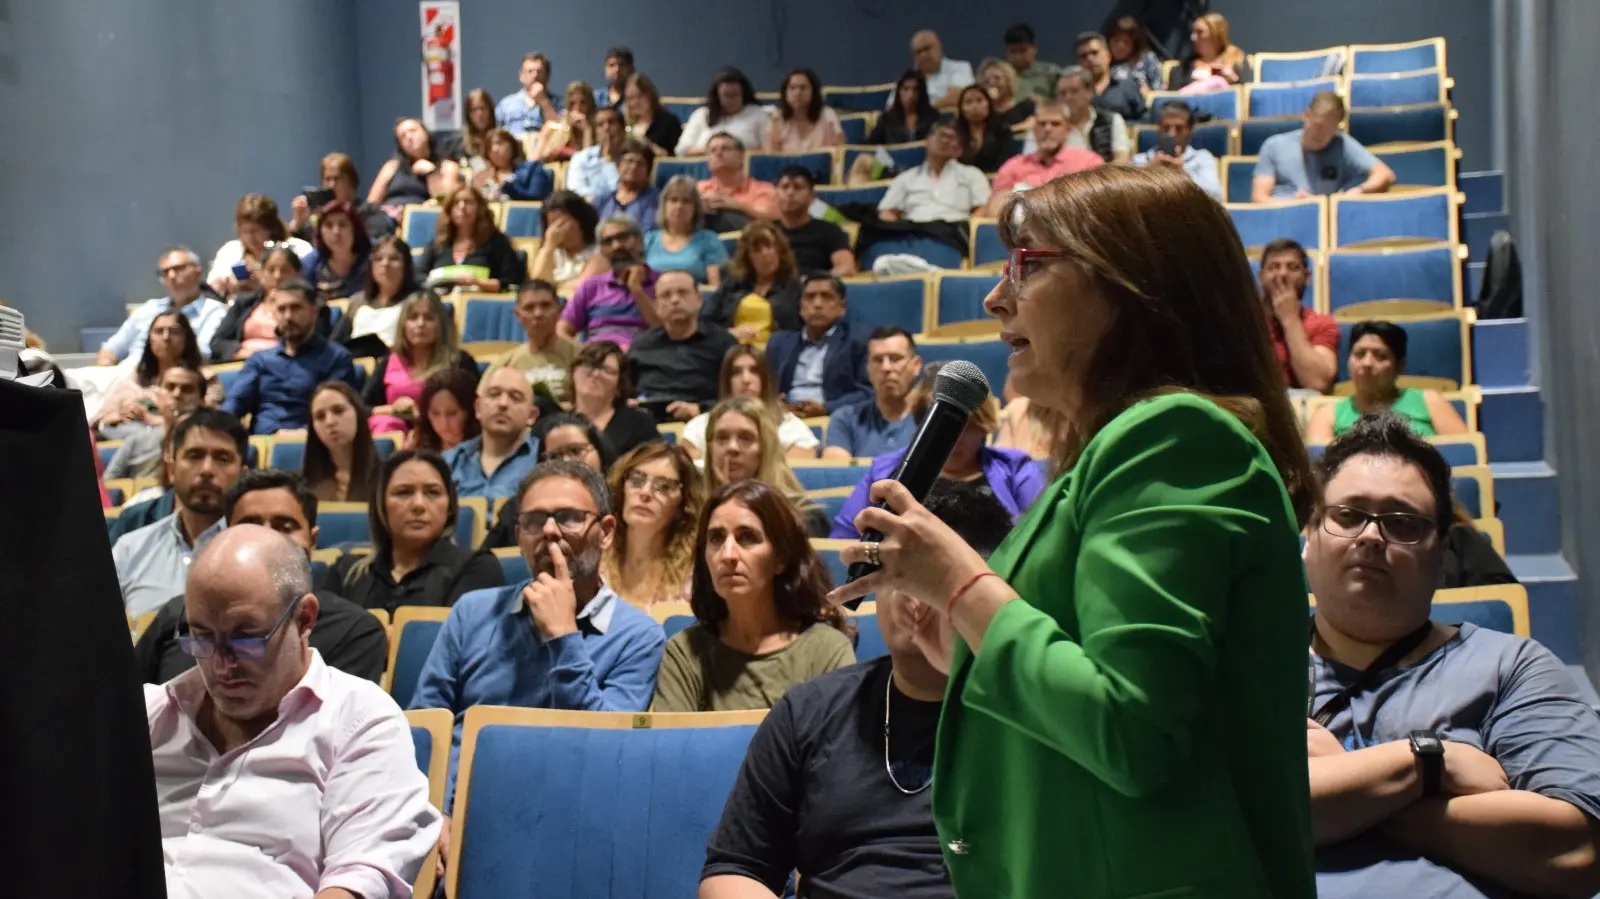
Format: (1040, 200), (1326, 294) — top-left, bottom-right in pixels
(1304, 412), (1600, 898)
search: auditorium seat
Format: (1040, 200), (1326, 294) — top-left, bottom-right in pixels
(315, 502), (370, 549)
(968, 219), (1005, 268)
(747, 150), (835, 185)
(499, 201), (543, 238)
(1252, 47), (1347, 83)
(933, 272), (1000, 331)
(850, 605), (889, 661)
(917, 338), (1009, 400)
(660, 97), (700, 123)
(1348, 103), (1454, 147)
(810, 538), (852, 586)
(447, 707), (766, 899)
(841, 142), (925, 176)
(1374, 142), (1457, 190)
(1238, 117), (1300, 156)
(1150, 87), (1240, 122)
(792, 463), (870, 492)
(1451, 465), (1495, 519)
(841, 275), (930, 334)
(653, 156), (711, 189)
(457, 497), (489, 549)
(1326, 246), (1462, 317)
(1331, 188), (1458, 247)
(806, 487), (853, 527)
(1333, 310), (1470, 388)
(1348, 38), (1446, 75)
(458, 296), (520, 343)
(1309, 584), (1526, 637)
(1349, 71), (1450, 109)
(385, 606), (452, 709)
(492, 547), (529, 584)
(838, 112), (874, 144)
(1244, 77), (1341, 118)
(1222, 156), (1258, 203)
(1227, 197), (1326, 252)
(815, 181), (890, 212)
(825, 83), (895, 111)
(402, 206), (439, 247)
(406, 708), (453, 899)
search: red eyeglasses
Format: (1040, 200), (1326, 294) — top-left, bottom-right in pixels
(1002, 248), (1067, 287)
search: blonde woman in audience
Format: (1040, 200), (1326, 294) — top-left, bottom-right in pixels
(415, 185), (523, 292)
(765, 68), (845, 153)
(644, 176), (728, 286)
(206, 193), (312, 296)
(531, 81), (599, 162)
(678, 67), (769, 156)
(702, 396), (827, 534)
(650, 479), (855, 712)
(979, 58), (1036, 131)
(303, 381), (382, 502)
(602, 442), (704, 609)
(1169, 11), (1251, 89)
(683, 346), (818, 462)
(701, 222), (802, 341)
(330, 449), (503, 613)
(363, 291), (478, 434)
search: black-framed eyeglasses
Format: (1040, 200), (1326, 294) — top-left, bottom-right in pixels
(178, 596), (303, 661)
(517, 508), (599, 535)
(158, 262), (198, 277)
(545, 443), (596, 463)
(1320, 504), (1435, 546)
(624, 470), (683, 497)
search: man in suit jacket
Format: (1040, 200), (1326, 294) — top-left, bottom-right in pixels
(765, 274), (871, 418)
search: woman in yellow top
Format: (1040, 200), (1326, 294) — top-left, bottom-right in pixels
(701, 222), (803, 343)
(1304, 320), (1469, 443)
(829, 166), (1318, 898)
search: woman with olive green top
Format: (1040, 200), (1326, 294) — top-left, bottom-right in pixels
(829, 166), (1316, 898)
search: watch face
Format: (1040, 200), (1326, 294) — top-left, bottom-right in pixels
(1410, 732), (1444, 753)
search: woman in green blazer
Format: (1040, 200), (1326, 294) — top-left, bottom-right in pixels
(829, 165), (1319, 898)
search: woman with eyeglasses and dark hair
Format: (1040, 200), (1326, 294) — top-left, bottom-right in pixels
(827, 166), (1319, 897)
(766, 67), (844, 153)
(565, 341), (660, 458)
(678, 67), (769, 156)
(330, 449), (503, 613)
(1304, 320), (1469, 444)
(368, 117), (463, 220)
(651, 480), (854, 712)
(334, 235), (434, 359)
(602, 442), (704, 609)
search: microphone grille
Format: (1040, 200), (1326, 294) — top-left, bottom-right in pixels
(932, 361), (992, 414)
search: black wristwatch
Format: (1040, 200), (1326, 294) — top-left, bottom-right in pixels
(1409, 730), (1444, 797)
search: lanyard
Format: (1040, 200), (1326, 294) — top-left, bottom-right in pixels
(1306, 615), (1433, 726)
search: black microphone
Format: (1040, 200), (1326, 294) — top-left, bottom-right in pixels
(843, 360), (991, 605)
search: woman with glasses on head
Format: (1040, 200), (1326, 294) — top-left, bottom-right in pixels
(331, 449), (503, 613)
(364, 291), (479, 435)
(827, 166), (1318, 897)
(334, 235), (433, 359)
(601, 442), (704, 609)
(1304, 320), (1468, 444)
(651, 480), (854, 712)
(565, 341), (660, 458)
(304, 381), (383, 503)
(683, 345), (818, 462)
(702, 396), (827, 535)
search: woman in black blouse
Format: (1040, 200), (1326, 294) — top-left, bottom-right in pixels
(867, 71), (937, 145)
(565, 340), (660, 458)
(329, 449), (503, 613)
(416, 185), (523, 292)
(953, 85), (1021, 174)
(623, 73), (683, 159)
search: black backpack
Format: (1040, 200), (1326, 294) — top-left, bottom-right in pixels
(1474, 229), (1523, 320)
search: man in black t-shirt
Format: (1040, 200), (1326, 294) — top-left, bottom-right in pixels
(776, 166), (858, 277)
(701, 484), (1012, 899)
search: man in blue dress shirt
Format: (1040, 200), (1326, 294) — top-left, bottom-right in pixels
(442, 365), (542, 501)
(220, 279), (359, 435)
(411, 459), (665, 877)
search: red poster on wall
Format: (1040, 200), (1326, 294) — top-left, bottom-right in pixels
(420, 2), (461, 132)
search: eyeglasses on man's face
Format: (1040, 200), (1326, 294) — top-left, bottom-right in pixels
(179, 596), (302, 661)
(517, 508), (598, 535)
(1320, 504), (1435, 546)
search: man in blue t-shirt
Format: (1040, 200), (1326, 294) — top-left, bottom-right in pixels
(1305, 413), (1600, 898)
(1252, 92), (1395, 202)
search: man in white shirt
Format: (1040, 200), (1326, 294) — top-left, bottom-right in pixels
(147, 524), (439, 899)
(878, 122), (991, 223)
(1131, 100), (1224, 201)
(97, 246), (227, 366)
(908, 30), (973, 110)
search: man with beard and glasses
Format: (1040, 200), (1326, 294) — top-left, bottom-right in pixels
(147, 525), (438, 897)
(112, 408), (247, 617)
(558, 215), (662, 350)
(410, 459), (666, 881)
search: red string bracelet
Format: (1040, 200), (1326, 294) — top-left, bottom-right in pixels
(945, 570), (1001, 619)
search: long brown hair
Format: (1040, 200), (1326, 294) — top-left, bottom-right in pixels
(689, 480), (848, 635)
(303, 381), (381, 502)
(602, 442), (704, 606)
(717, 344), (782, 412)
(435, 184), (497, 247)
(463, 87), (496, 157)
(729, 221), (798, 285)
(392, 291), (462, 381)
(997, 166), (1315, 525)
(1194, 11), (1247, 70)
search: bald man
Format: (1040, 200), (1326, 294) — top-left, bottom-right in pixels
(443, 364), (542, 501)
(146, 525), (439, 899)
(907, 29), (974, 110)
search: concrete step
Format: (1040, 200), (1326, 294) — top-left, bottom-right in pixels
(1481, 386), (1543, 463)
(1463, 211), (1507, 263)
(1460, 171), (1505, 216)
(1472, 317), (1532, 388)
(1508, 553), (1579, 663)
(1493, 462), (1560, 555)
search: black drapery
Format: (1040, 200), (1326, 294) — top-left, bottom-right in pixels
(0, 379), (166, 898)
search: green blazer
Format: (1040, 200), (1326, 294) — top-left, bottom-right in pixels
(932, 393), (1315, 898)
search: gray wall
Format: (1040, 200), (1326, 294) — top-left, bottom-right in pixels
(1219, 0), (1494, 168)
(1503, 1), (1600, 681)
(0, 0), (363, 349)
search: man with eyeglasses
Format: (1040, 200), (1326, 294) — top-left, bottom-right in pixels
(411, 460), (665, 881)
(558, 214), (661, 351)
(96, 245), (227, 366)
(146, 524), (439, 898)
(135, 470), (387, 684)
(1305, 412), (1600, 898)
(697, 132), (778, 232)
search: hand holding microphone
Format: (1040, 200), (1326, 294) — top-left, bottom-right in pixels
(827, 362), (999, 611)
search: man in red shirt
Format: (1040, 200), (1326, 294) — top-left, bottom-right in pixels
(985, 101), (1103, 216)
(1261, 238), (1339, 393)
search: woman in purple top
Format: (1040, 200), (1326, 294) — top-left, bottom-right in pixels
(829, 362), (1046, 538)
